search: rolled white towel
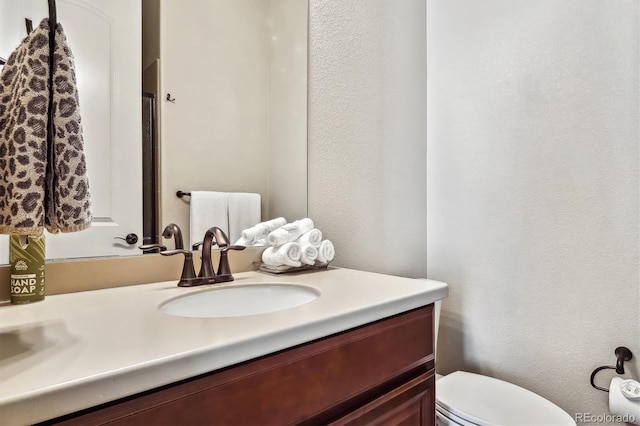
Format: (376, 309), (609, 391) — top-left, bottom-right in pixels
(261, 242), (302, 267)
(240, 224), (268, 244)
(267, 218), (314, 247)
(316, 240), (335, 264)
(264, 217), (287, 230)
(241, 217), (287, 244)
(234, 236), (266, 246)
(295, 228), (323, 248)
(300, 245), (318, 265)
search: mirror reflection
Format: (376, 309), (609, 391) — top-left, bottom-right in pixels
(0, 0), (308, 264)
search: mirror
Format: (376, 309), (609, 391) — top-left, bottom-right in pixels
(0, 0), (308, 263)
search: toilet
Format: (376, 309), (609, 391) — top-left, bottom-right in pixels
(432, 300), (576, 426)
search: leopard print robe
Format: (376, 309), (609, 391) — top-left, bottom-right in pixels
(0, 18), (91, 237)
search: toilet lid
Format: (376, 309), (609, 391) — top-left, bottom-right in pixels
(436, 371), (575, 426)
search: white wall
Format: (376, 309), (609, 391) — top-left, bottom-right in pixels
(158, 0), (308, 245)
(307, 0), (427, 277)
(160, 0), (270, 245)
(427, 0), (639, 421)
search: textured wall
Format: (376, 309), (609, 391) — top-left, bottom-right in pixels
(427, 0), (639, 421)
(308, 0), (427, 277)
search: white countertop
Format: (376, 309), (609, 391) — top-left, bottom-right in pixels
(0, 267), (448, 425)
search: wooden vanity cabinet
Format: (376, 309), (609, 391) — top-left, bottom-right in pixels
(49, 305), (435, 426)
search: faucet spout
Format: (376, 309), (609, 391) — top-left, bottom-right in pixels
(199, 227), (220, 279)
(211, 226), (230, 248)
(162, 223), (184, 250)
(198, 227), (245, 283)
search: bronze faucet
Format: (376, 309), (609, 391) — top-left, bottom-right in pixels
(144, 224), (246, 287)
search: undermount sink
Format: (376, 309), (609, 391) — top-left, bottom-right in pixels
(159, 283), (320, 318)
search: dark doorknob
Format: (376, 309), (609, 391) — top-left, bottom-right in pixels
(114, 233), (139, 245)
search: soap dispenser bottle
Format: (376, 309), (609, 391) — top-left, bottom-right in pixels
(9, 235), (46, 304)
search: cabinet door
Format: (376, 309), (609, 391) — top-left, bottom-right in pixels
(329, 372), (435, 426)
(49, 306), (434, 426)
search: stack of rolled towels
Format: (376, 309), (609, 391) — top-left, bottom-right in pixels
(235, 217), (287, 246)
(241, 218), (334, 268)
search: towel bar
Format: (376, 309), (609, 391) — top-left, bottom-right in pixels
(176, 190), (191, 198)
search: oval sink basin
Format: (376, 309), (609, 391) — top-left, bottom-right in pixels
(159, 284), (319, 318)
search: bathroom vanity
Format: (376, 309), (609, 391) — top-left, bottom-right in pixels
(0, 268), (447, 425)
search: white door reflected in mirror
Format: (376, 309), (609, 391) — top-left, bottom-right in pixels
(0, 0), (142, 262)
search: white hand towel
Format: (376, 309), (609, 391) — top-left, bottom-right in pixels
(300, 245), (318, 265)
(189, 191), (228, 248)
(295, 228), (323, 248)
(267, 218), (314, 247)
(241, 217), (286, 244)
(316, 240), (335, 264)
(227, 192), (261, 245)
(261, 242), (302, 267)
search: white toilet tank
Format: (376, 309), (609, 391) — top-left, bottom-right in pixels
(430, 299), (575, 425)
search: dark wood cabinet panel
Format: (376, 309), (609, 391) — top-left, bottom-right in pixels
(328, 373), (435, 426)
(49, 305), (435, 426)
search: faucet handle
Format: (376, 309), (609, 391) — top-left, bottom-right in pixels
(139, 243), (167, 253)
(161, 249), (190, 256)
(216, 245), (246, 280)
(192, 240), (216, 251)
(160, 249), (198, 287)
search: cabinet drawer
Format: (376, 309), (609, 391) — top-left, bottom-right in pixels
(329, 372), (435, 426)
(50, 305), (434, 426)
